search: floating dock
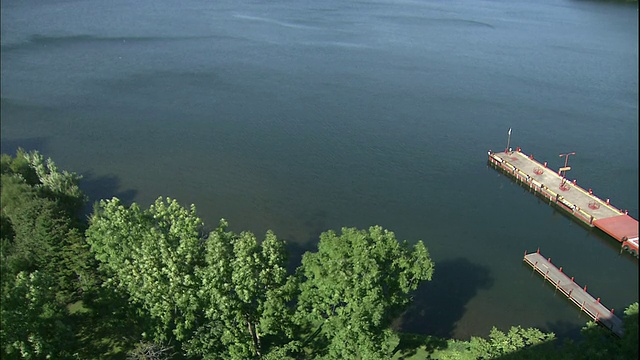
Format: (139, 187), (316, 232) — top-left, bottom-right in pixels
(524, 250), (624, 337)
(488, 148), (638, 255)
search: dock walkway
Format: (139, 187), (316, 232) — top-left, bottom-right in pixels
(488, 149), (638, 244)
(524, 250), (624, 337)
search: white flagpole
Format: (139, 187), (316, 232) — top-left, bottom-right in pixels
(506, 128), (512, 153)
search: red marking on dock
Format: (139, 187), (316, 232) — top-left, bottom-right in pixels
(524, 251), (624, 337)
(593, 215), (639, 244)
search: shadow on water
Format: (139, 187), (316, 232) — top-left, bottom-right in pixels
(0, 137), (49, 156)
(1, 34), (234, 52)
(283, 210), (328, 274)
(394, 258), (494, 339)
(80, 171), (138, 217)
(544, 319), (585, 341)
(284, 239), (318, 275)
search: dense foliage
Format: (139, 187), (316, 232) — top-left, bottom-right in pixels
(1, 149), (637, 359)
(296, 227), (434, 359)
(1, 150), (94, 358)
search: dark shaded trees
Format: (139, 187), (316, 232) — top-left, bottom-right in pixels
(0, 150), (92, 358)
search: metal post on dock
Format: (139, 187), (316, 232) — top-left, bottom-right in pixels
(505, 128), (512, 153)
(559, 152), (576, 185)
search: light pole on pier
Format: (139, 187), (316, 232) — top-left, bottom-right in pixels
(558, 152), (576, 185)
(505, 128), (512, 153)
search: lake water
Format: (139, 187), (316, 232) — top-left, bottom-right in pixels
(1, 0), (638, 340)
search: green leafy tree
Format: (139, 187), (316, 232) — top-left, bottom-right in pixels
(571, 302), (639, 359)
(1, 271), (75, 359)
(86, 197), (206, 348)
(296, 226), (435, 359)
(1, 148), (87, 228)
(424, 304), (639, 360)
(87, 198), (297, 358)
(477, 326), (554, 359)
(428, 326), (555, 360)
(620, 302), (638, 358)
(0, 151), (39, 185)
(191, 222), (296, 359)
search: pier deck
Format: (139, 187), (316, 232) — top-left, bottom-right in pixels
(524, 251), (624, 337)
(488, 149), (638, 244)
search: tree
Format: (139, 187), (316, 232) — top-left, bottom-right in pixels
(87, 198), (297, 359)
(0, 151), (39, 185)
(126, 341), (175, 360)
(474, 326), (555, 359)
(425, 303), (639, 360)
(1, 154), (99, 359)
(620, 302), (638, 358)
(1, 173), (93, 304)
(191, 222), (296, 359)
(572, 302), (639, 360)
(1, 148), (87, 230)
(295, 226), (435, 359)
(1, 271), (75, 359)
(86, 197), (206, 348)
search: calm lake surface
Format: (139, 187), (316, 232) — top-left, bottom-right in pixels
(1, 0), (638, 340)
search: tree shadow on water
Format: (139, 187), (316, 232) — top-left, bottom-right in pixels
(394, 257), (494, 339)
(80, 171), (138, 216)
(544, 318), (584, 341)
(282, 210), (328, 274)
(0, 137), (49, 156)
(284, 239), (318, 275)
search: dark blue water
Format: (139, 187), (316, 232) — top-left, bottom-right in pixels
(2, 0), (637, 340)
